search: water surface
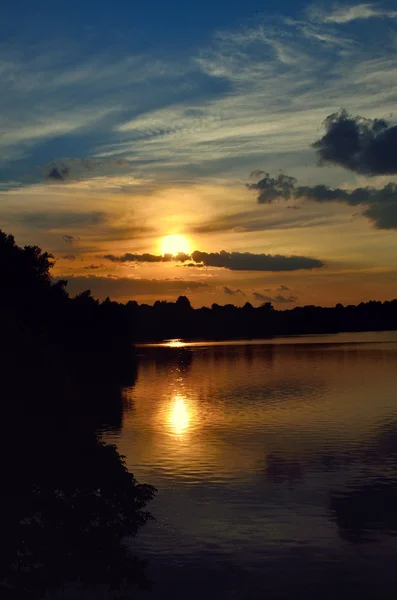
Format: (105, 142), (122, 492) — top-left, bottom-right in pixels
(104, 331), (397, 599)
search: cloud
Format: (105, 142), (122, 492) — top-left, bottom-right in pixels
(310, 3), (397, 24)
(62, 254), (76, 260)
(84, 264), (104, 270)
(362, 202), (397, 230)
(248, 171), (397, 229)
(312, 109), (397, 175)
(247, 173), (297, 204)
(103, 252), (190, 263)
(20, 211), (107, 229)
(278, 285), (290, 291)
(47, 166), (70, 181)
(182, 262), (205, 268)
(43, 158), (131, 183)
(2, 5), (397, 189)
(61, 276), (209, 301)
(191, 208), (336, 234)
(297, 182), (397, 230)
(191, 250), (324, 271)
(223, 286), (246, 296)
(103, 249), (324, 271)
(253, 292), (298, 304)
(63, 235), (81, 244)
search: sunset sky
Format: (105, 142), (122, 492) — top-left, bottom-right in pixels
(1, 0), (397, 307)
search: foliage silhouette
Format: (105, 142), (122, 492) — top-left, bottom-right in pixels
(125, 295), (397, 342)
(0, 230), (155, 598)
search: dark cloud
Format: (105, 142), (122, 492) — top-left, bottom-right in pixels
(47, 166), (70, 181)
(62, 254), (76, 260)
(250, 169), (265, 178)
(312, 109), (397, 175)
(191, 250), (324, 271)
(182, 262), (205, 268)
(84, 264), (104, 270)
(278, 285), (290, 291)
(43, 158), (131, 182)
(362, 202), (397, 230)
(103, 252), (190, 263)
(248, 171), (397, 230)
(253, 292), (298, 304)
(63, 235), (80, 244)
(20, 211), (107, 229)
(104, 249), (324, 272)
(223, 286), (246, 297)
(61, 276), (209, 301)
(295, 182), (397, 230)
(247, 173), (296, 204)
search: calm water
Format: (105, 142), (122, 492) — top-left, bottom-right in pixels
(103, 331), (397, 599)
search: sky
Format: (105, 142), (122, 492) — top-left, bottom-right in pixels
(1, 0), (397, 307)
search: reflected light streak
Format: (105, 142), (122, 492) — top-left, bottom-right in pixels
(169, 395), (190, 435)
(165, 339), (186, 348)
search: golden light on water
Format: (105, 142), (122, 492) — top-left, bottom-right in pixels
(165, 339), (186, 348)
(169, 395), (190, 435)
(161, 234), (190, 256)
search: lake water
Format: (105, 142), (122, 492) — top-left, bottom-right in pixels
(103, 331), (397, 599)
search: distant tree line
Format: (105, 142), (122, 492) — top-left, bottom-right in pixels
(125, 296), (397, 341)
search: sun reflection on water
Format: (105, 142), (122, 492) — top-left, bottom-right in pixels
(165, 339), (186, 348)
(169, 395), (190, 435)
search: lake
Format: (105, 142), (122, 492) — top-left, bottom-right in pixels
(103, 331), (397, 599)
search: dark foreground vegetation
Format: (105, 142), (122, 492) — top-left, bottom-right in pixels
(0, 230), (155, 599)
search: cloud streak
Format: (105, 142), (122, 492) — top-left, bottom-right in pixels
(63, 235), (81, 244)
(190, 250), (324, 271)
(104, 252), (191, 263)
(103, 249), (325, 271)
(20, 211), (107, 229)
(310, 3), (397, 24)
(43, 158), (132, 182)
(248, 171), (397, 229)
(223, 286), (246, 296)
(253, 292), (298, 304)
(2, 5), (397, 190)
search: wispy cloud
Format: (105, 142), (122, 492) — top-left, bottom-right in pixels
(253, 292), (298, 304)
(63, 235), (80, 245)
(191, 206), (347, 234)
(2, 5), (397, 189)
(223, 286), (246, 296)
(309, 3), (397, 24)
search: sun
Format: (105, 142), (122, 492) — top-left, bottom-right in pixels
(161, 234), (191, 256)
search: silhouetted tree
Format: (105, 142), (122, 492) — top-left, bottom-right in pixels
(0, 230), (156, 598)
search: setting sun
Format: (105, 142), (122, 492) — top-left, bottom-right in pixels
(161, 234), (191, 256)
